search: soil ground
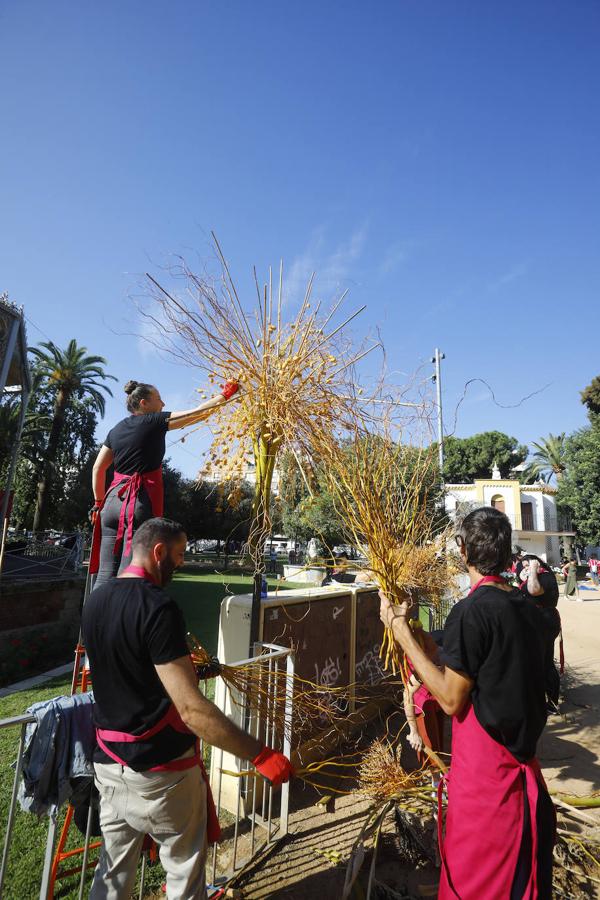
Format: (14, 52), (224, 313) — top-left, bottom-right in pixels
(225, 587), (600, 899)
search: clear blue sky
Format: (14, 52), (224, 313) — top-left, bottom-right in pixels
(2, 1), (599, 476)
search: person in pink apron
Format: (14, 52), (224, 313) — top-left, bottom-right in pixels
(90, 378), (239, 587)
(83, 517), (292, 899)
(380, 506), (555, 899)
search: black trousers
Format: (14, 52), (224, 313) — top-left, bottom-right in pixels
(541, 609), (561, 706)
(93, 485), (153, 589)
(511, 771), (555, 899)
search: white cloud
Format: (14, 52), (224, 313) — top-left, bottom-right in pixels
(487, 262), (528, 293)
(378, 239), (416, 277)
(283, 224), (368, 306)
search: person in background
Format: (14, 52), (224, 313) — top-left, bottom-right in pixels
(83, 517), (292, 900)
(380, 507), (554, 899)
(90, 379), (239, 587)
(517, 555), (562, 713)
(268, 544), (278, 574)
(562, 557), (578, 599)
(587, 555), (599, 586)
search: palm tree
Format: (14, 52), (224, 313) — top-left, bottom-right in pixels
(30, 340), (116, 531)
(522, 433), (567, 484)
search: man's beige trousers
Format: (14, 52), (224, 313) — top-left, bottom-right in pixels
(89, 758), (208, 899)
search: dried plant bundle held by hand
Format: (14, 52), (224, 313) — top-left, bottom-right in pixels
(314, 423), (458, 678)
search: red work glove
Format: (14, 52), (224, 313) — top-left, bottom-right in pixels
(252, 746), (294, 786)
(221, 380), (239, 400)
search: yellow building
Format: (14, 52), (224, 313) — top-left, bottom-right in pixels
(445, 468), (575, 564)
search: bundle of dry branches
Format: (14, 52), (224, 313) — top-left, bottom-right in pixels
(188, 636), (382, 745)
(358, 739), (435, 805)
(312, 425), (460, 675)
(143, 236), (382, 568)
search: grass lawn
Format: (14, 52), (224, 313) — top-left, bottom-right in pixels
(169, 567), (302, 655)
(0, 569), (304, 897)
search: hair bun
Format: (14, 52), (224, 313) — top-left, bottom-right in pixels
(124, 380), (139, 395)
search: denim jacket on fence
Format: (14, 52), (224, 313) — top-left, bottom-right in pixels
(17, 692), (95, 816)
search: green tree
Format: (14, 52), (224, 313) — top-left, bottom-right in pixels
(580, 376), (600, 417)
(521, 433), (567, 484)
(0, 390), (51, 482)
(285, 490), (347, 551)
(280, 438), (443, 553)
(29, 340), (116, 531)
(442, 431), (528, 483)
(12, 394), (100, 531)
(557, 425), (600, 546)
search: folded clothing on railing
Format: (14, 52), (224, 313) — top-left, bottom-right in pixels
(17, 692), (96, 817)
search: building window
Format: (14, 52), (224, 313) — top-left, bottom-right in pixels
(521, 501), (534, 530)
(491, 494), (505, 514)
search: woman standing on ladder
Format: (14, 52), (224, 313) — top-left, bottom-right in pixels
(89, 378), (239, 587)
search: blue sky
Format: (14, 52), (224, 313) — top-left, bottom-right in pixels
(1, 1), (599, 477)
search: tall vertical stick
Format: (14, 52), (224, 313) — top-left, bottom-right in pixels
(432, 348), (445, 478)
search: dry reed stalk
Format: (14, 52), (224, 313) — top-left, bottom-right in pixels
(143, 239), (383, 570)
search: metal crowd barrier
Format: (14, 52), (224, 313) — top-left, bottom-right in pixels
(0, 532), (84, 581)
(0, 642), (294, 899)
(208, 642), (294, 891)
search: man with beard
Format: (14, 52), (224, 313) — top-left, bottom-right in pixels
(83, 517), (292, 899)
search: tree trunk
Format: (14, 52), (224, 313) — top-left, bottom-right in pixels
(33, 389), (70, 532)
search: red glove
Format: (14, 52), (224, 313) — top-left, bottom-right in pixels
(252, 746), (294, 786)
(221, 380), (239, 400)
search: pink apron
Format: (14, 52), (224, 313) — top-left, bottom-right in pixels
(437, 575), (554, 899)
(89, 466), (164, 575)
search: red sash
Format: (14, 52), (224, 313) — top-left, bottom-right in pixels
(96, 704), (221, 844)
(89, 467), (164, 575)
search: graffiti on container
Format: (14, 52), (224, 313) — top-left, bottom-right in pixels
(355, 643), (384, 685)
(332, 606), (344, 620)
(314, 656), (346, 722)
(314, 655), (342, 688)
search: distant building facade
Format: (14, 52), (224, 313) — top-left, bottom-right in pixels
(445, 468), (574, 565)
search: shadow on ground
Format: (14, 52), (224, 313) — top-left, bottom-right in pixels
(538, 662), (600, 793)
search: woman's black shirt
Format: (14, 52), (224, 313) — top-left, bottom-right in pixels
(104, 412), (170, 474)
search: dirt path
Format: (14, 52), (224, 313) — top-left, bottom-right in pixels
(538, 592), (600, 803)
(230, 589), (600, 898)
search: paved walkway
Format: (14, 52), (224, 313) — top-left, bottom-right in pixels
(0, 662), (72, 699)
